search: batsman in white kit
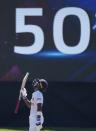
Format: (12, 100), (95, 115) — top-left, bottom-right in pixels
(20, 73), (48, 131)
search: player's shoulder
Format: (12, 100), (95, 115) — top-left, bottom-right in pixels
(33, 90), (43, 97)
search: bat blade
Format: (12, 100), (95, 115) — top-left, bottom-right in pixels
(14, 72), (29, 114)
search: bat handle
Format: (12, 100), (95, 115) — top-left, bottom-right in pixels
(14, 100), (20, 114)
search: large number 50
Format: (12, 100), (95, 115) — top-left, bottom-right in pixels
(14, 7), (90, 55)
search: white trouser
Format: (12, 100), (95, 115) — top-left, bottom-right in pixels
(29, 115), (44, 131)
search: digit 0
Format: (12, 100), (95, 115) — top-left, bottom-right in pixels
(53, 7), (90, 55)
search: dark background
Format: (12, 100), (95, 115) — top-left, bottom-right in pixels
(0, 82), (96, 127)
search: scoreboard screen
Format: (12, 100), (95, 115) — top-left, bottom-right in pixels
(0, 0), (96, 82)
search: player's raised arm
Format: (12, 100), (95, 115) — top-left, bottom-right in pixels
(21, 92), (31, 109)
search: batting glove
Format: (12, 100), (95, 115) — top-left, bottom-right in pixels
(20, 88), (27, 100)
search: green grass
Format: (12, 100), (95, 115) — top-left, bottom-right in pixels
(0, 128), (96, 131)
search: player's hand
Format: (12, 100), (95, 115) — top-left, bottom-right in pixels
(20, 88), (27, 99)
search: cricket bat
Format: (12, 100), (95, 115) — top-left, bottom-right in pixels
(14, 72), (29, 114)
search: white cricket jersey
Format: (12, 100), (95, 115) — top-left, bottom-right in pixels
(30, 90), (43, 117)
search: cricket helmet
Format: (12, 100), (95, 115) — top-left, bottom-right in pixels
(32, 78), (48, 92)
